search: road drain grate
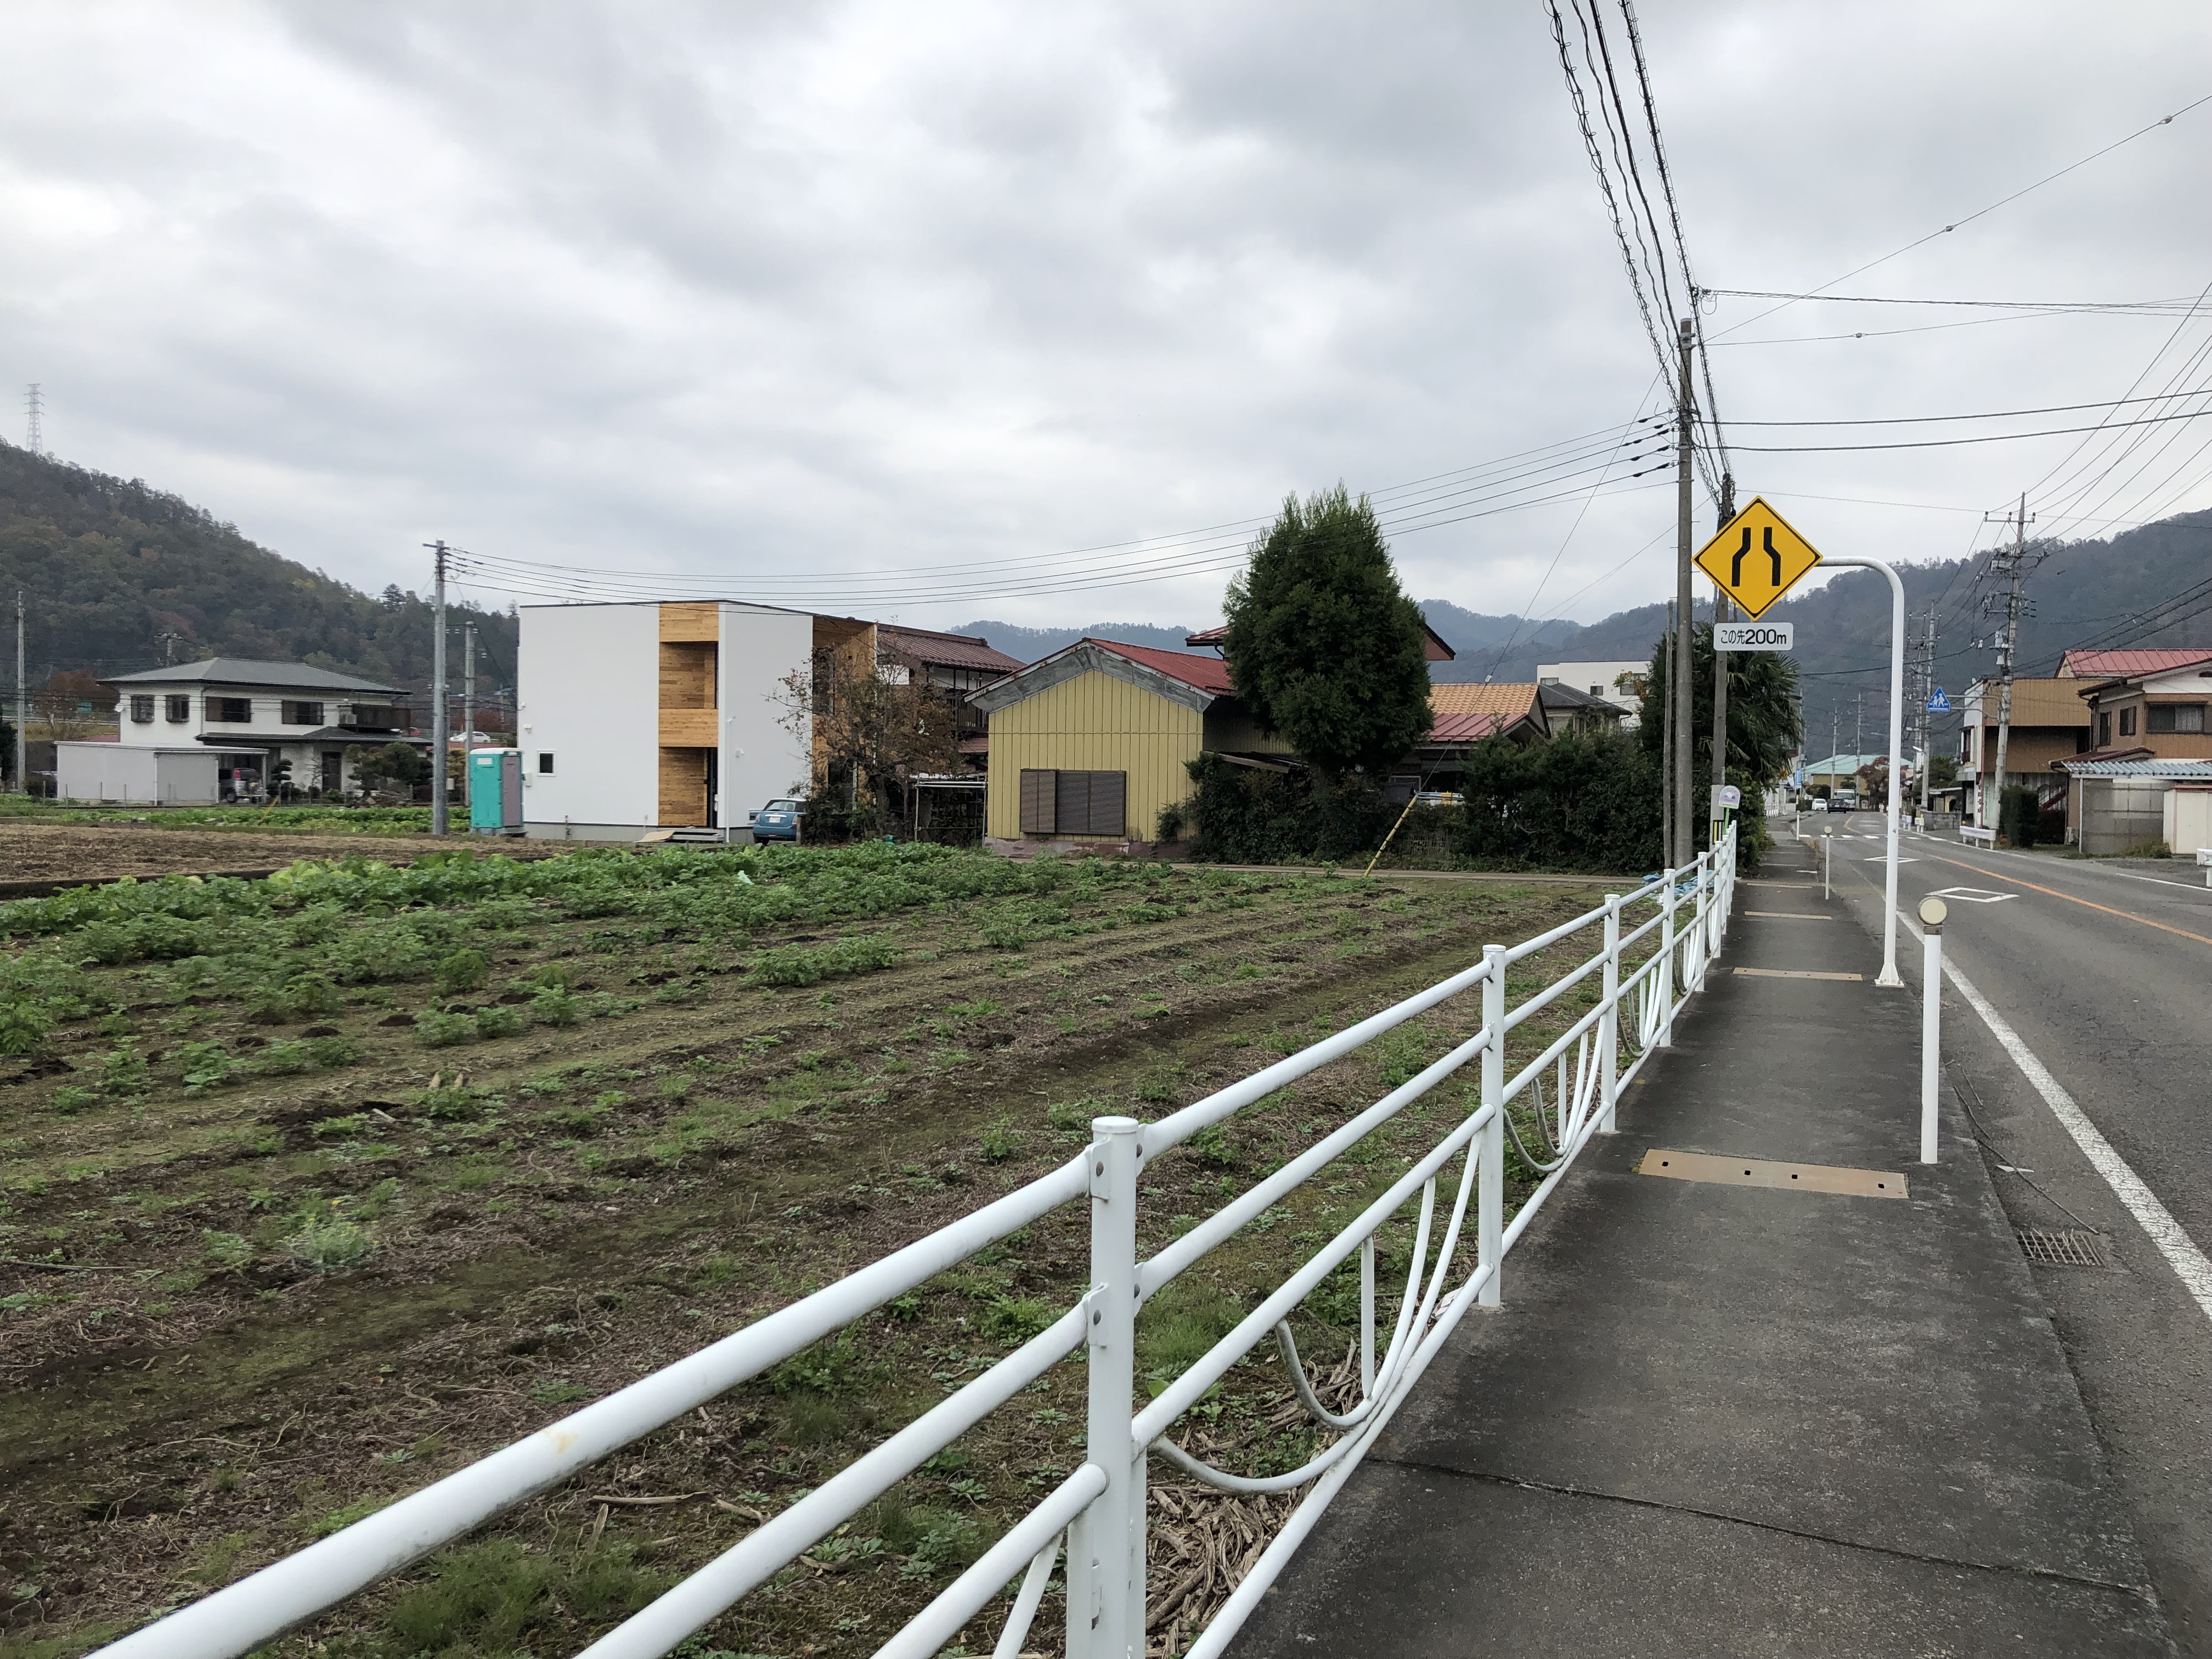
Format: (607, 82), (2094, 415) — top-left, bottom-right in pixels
(2017, 1228), (2109, 1267)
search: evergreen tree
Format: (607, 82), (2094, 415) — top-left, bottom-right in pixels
(1220, 486), (1432, 777)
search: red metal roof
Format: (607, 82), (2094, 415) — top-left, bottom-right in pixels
(1087, 639), (1236, 695)
(878, 624), (1025, 674)
(2059, 647), (2212, 681)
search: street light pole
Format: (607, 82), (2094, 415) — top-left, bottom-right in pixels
(1825, 554), (1908, 986)
(1673, 318), (1695, 868)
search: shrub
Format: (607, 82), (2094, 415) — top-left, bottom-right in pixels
(1453, 731), (1663, 873)
(254, 1040), (315, 1076)
(176, 1041), (234, 1096)
(307, 1034), (363, 1068)
(528, 988), (580, 1027)
(1181, 756), (1397, 865)
(201, 1230), (254, 1268)
(475, 1004), (528, 1040)
(978, 1124), (1020, 1163)
(49, 1085), (97, 1116)
(413, 1009), (478, 1049)
(0, 998), (53, 1057)
(285, 1214), (375, 1271)
(436, 949), (490, 994)
(285, 973), (345, 1019)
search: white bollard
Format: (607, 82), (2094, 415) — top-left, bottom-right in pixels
(1917, 898), (1946, 1165)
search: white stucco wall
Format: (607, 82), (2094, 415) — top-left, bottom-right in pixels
(718, 604), (814, 820)
(518, 603), (660, 831)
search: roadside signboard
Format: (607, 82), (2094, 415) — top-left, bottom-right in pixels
(1716, 621), (1793, 651)
(1927, 687), (1952, 713)
(1694, 496), (1822, 619)
(1711, 785), (1741, 812)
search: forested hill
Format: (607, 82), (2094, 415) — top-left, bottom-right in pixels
(0, 441), (514, 693)
(1469, 507), (2212, 753)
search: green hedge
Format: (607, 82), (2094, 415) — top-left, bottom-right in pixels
(1452, 732), (1664, 873)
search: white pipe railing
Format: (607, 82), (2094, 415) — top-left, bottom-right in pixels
(91, 829), (1736, 1659)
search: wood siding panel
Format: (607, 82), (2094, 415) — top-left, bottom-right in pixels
(659, 603), (720, 642)
(985, 670), (1200, 840)
(657, 747), (709, 825)
(659, 642), (717, 710)
(659, 708), (719, 747)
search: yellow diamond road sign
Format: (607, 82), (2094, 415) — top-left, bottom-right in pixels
(1694, 496), (1821, 619)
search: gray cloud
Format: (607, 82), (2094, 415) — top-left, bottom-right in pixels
(1, 0), (2205, 634)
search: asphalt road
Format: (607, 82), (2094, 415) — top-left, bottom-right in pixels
(1795, 810), (2212, 1653)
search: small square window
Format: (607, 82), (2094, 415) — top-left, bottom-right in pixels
(210, 697), (253, 724)
(165, 696), (191, 723)
(129, 695), (154, 723)
(2119, 707), (2137, 737)
(537, 752), (555, 775)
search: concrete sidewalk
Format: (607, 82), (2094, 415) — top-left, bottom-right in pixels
(1233, 836), (2172, 1656)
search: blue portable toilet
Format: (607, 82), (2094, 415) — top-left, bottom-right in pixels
(468, 748), (524, 835)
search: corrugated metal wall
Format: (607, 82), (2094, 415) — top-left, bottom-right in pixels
(985, 670), (1200, 842)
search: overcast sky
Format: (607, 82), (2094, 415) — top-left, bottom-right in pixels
(3, 1), (2207, 635)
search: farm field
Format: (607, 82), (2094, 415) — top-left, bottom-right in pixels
(0, 842), (1639, 1659)
(0, 819), (572, 890)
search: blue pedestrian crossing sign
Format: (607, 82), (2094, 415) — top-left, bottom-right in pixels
(1926, 687), (1951, 713)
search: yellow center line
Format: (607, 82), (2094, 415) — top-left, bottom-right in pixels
(1919, 852), (2212, 949)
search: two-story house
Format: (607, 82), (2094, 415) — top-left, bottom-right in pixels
(1956, 676), (2092, 826)
(57, 659), (419, 804)
(2059, 647), (2212, 760)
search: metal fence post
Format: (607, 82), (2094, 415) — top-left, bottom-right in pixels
(1070, 1116), (1143, 1659)
(1599, 894), (1621, 1132)
(1479, 945), (1505, 1306)
(1918, 899), (1945, 1165)
(1658, 867), (1677, 1047)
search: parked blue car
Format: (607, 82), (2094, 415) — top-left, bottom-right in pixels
(751, 798), (806, 843)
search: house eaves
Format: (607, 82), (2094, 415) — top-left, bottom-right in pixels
(966, 639), (1218, 716)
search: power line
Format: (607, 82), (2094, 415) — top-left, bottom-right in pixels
(1721, 389), (2212, 427)
(1705, 289), (2212, 313)
(1726, 408), (2212, 454)
(1707, 92), (2212, 342)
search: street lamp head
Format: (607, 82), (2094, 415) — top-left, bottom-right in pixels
(1916, 896), (1948, 931)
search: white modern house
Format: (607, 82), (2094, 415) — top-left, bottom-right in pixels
(516, 602), (1023, 842)
(60, 659), (419, 804)
(1537, 660), (1647, 728)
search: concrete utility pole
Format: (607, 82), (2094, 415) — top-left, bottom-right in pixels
(1661, 600), (1675, 860)
(13, 591), (24, 795)
(427, 540), (450, 836)
(1917, 607), (1937, 814)
(1710, 473), (1736, 845)
(461, 623), (476, 823)
(1672, 318), (1695, 867)
(1982, 493), (2039, 829)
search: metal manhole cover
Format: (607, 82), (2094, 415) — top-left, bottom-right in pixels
(2017, 1228), (2109, 1267)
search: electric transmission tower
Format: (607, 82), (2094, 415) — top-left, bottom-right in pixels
(24, 385), (42, 456)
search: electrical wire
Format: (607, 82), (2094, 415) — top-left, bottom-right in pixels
(1705, 289), (2212, 313)
(1726, 408), (2212, 454)
(1707, 92), (2212, 342)
(1723, 390), (2212, 427)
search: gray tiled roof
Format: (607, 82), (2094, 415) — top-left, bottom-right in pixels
(103, 658), (404, 695)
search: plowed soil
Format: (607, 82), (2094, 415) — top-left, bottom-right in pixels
(0, 849), (1637, 1659)
(0, 822), (568, 888)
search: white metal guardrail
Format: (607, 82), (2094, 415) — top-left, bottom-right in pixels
(94, 830), (1736, 1659)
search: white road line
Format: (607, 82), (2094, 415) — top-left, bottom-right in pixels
(1888, 906), (2212, 1324)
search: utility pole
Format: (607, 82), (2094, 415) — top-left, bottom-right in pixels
(427, 540), (450, 836)
(1982, 494), (2040, 831)
(1915, 607), (1937, 814)
(1672, 318), (1695, 867)
(1854, 691), (1865, 762)
(1710, 473), (1736, 845)
(13, 592), (24, 795)
(461, 623), (476, 825)
(1829, 706), (1838, 799)
(1661, 600), (1675, 861)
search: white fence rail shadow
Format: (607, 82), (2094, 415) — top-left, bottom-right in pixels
(94, 829), (1737, 1659)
